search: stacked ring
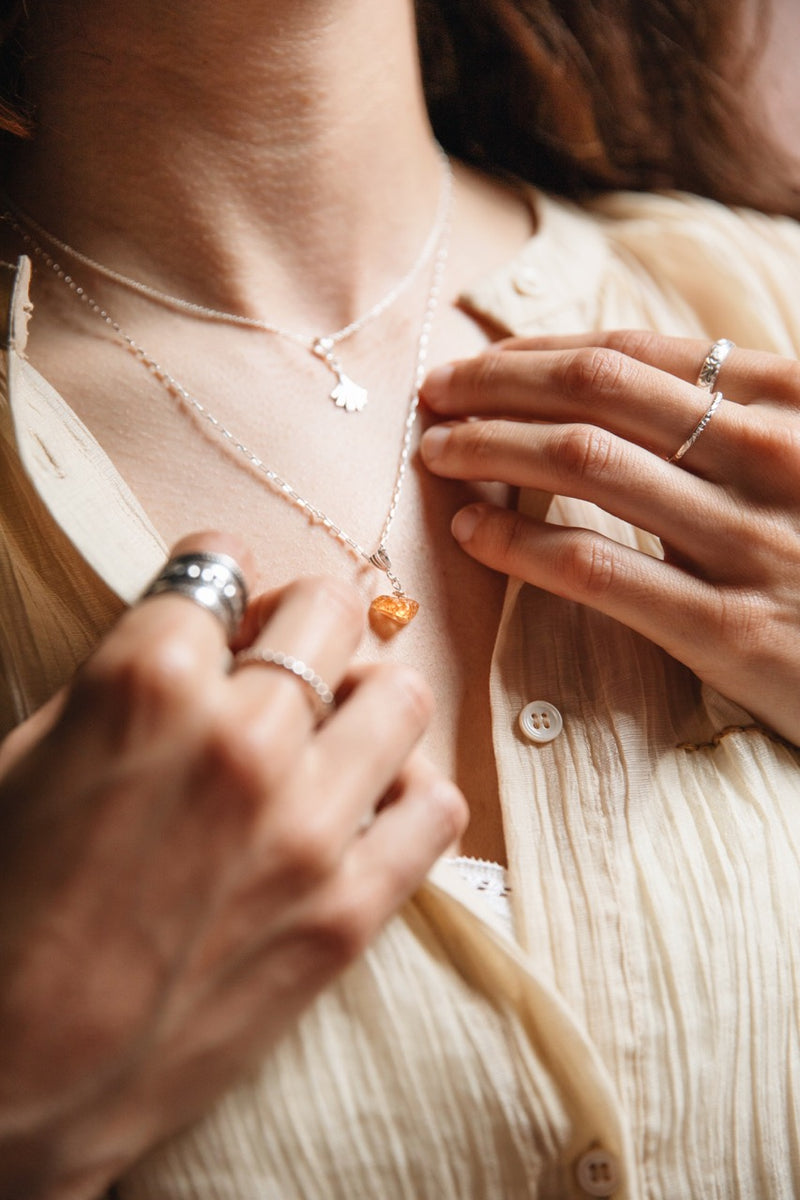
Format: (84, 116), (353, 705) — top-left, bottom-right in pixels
(142, 551), (248, 640)
(232, 648), (336, 718)
(696, 338), (735, 390)
(668, 391), (724, 463)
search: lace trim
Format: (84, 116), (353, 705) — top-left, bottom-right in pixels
(448, 855), (511, 897)
(445, 856), (514, 936)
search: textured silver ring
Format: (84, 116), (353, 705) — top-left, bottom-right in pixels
(668, 391), (724, 463)
(696, 338), (735, 390)
(232, 648), (336, 717)
(142, 551), (248, 640)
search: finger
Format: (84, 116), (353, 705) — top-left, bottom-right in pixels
(494, 330), (800, 409)
(448, 504), (727, 672)
(426, 340), (773, 478)
(347, 751), (467, 901)
(300, 662), (435, 839)
(227, 576), (364, 738)
(191, 756), (467, 1048)
(75, 533), (255, 742)
(129, 530), (254, 657)
(426, 343), (756, 467)
(421, 418), (750, 568)
(256, 756), (465, 986)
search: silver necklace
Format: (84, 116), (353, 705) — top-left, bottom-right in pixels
(3, 204), (452, 626)
(2, 152), (452, 415)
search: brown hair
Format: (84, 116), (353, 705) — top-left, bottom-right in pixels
(1, 0), (798, 215)
(0, 0), (30, 139)
(416, 0), (800, 217)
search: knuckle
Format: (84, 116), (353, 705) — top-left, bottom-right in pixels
(376, 664), (434, 729)
(468, 351), (504, 400)
(309, 894), (373, 965)
(727, 411), (800, 495)
(550, 422), (618, 483)
(491, 511), (534, 566)
(747, 416), (800, 471)
(602, 328), (662, 362)
(201, 713), (284, 808)
(77, 628), (203, 725)
(563, 347), (631, 403)
(759, 357), (800, 405)
(459, 419), (504, 469)
(280, 824), (339, 890)
(426, 780), (469, 848)
(555, 531), (619, 599)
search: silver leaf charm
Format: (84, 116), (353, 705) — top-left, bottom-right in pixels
(330, 373), (368, 413)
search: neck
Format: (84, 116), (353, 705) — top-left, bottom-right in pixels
(6, 1), (444, 327)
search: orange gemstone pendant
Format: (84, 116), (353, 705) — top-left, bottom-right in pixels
(370, 593), (420, 625)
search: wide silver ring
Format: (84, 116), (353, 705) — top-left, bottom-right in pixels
(142, 551), (248, 640)
(232, 648), (336, 717)
(696, 338), (735, 390)
(668, 391), (724, 463)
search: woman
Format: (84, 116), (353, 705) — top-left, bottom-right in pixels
(1, 0), (799, 1196)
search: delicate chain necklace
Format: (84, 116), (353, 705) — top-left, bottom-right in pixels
(3, 201), (452, 626)
(2, 151), (452, 415)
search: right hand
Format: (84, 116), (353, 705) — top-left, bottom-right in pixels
(0, 533), (467, 1200)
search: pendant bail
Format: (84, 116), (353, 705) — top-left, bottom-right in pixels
(369, 547), (392, 574)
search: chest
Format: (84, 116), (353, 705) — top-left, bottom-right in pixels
(26, 302), (512, 859)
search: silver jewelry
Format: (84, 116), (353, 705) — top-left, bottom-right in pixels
(142, 550), (248, 639)
(668, 390), (724, 463)
(4, 196), (452, 626)
(696, 338), (735, 390)
(2, 151), (452, 414)
(232, 648), (335, 716)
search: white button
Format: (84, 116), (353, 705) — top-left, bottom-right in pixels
(513, 264), (545, 295)
(518, 701), (563, 743)
(575, 1147), (620, 1197)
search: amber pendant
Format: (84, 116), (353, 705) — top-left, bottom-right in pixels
(370, 593), (420, 625)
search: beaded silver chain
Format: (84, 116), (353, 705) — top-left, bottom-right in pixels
(2, 151), (452, 415)
(3, 204), (452, 619)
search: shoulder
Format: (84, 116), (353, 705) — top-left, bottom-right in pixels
(583, 188), (800, 272)
(582, 190), (800, 352)
(463, 189), (800, 353)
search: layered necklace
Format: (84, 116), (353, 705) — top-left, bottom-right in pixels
(2, 161), (453, 627)
(4, 150), (451, 415)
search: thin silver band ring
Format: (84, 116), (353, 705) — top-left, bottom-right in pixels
(668, 390), (724, 463)
(232, 648), (336, 716)
(142, 551), (248, 639)
(696, 338), (735, 390)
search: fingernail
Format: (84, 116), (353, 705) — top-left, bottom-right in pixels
(421, 363), (454, 404)
(420, 423), (450, 463)
(451, 506), (481, 543)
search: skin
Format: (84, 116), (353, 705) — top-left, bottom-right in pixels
(1, 0), (534, 865)
(1, 0), (800, 1194)
(0, 3), (499, 1190)
(420, 330), (800, 746)
(0, 533), (467, 1200)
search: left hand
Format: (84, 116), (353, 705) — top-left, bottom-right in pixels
(420, 330), (800, 747)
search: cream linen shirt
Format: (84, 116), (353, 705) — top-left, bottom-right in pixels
(2, 191), (800, 1199)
